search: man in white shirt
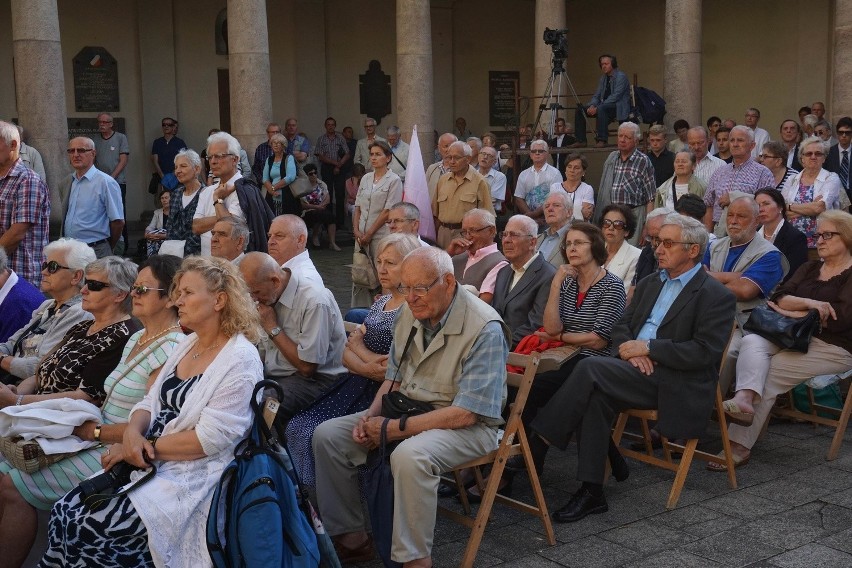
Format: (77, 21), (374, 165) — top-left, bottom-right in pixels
(266, 214), (323, 283)
(514, 139), (563, 226)
(353, 118), (385, 172)
(744, 108), (770, 160)
(386, 126), (409, 182)
(476, 146), (507, 214)
(687, 126), (724, 185)
(192, 131), (245, 255)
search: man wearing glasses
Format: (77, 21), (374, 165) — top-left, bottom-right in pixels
(432, 141), (494, 248)
(353, 118), (385, 172)
(446, 209), (507, 304)
(476, 146), (507, 215)
(825, 116), (852, 204)
(149, 117), (186, 189)
(59, 137), (124, 259)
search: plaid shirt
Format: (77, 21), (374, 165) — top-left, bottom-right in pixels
(0, 160), (49, 285)
(314, 132), (349, 163)
(703, 159), (775, 221)
(610, 149), (656, 207)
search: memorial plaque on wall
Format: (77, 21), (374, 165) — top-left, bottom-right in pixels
(73, 46), (120, 112)
(489, 71), (519, 127)
(67, 117), (127, 140)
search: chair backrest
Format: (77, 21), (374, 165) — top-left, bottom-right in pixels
(502, 352), (542, 441)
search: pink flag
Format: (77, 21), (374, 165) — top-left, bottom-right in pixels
(402, 125), (436, 240)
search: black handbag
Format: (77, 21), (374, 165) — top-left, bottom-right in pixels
(364, 418), (403, 568)
(743, 305), (821, 353)
(381, 391), (434, 431)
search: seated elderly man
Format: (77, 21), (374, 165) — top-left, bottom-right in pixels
(210, 215), (248, 265)
(536, 191), (574, 266)
(0, 249), (44, 343)
(493, 215), (556, 348)
(314, 247), (509, 567)
(627, 207), (672, 304)
(530, 215), (735, 522)
(446, 208), (507, 304)
(266, 214), (323, 283)
(239, 252), (345, 427)
(702, 196), (786, 399)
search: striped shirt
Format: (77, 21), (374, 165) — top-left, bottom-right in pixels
(557, 271), (626, 357)
(693, 153), (725, 186)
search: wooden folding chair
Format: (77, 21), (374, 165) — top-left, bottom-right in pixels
(771, 368), (852, 460)
(436, 351), (556, 568)
(610, 324), (739, 509)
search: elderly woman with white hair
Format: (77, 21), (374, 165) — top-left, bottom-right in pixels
(164, 148), (205, 256)
(514, 139), (563, 225)
(0, 239), (96, 384)
(782, 135), (843, 250)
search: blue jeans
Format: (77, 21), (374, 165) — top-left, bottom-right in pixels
(574, 103), (618, 143)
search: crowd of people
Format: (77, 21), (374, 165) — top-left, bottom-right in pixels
(2, 61), (852, 566)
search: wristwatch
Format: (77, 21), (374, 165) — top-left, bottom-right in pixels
(268, 326), (282, 338)
(93, 423), (102, 442)
(214, 198), (225, 205)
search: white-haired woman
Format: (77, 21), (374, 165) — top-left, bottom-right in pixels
(164, 149), (205, 256)
(262, 132), (297, 216)
(782, 135), (842, 249)
(0, 239), (96, 384)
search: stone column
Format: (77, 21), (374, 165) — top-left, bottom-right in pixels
(11, 0), (69, 227)
(832, 0), (852, 121)
(534, 0), (567, 126)
(396, 0), (433, 167)
(227, 0), (273, 163)
(664, 0), (702, 129)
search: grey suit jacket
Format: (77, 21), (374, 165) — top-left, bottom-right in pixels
(612, 267), (736, 438)
(491, 254), (556, 348)
(535, 229), (567, 267)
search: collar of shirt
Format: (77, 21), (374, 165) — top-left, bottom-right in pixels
(731, 158), (756, 171)
(468, 243), (499, 263)
(1, 159), (26, 181)
(546, 222), (571, 240)
(512, 252), (539, 277)
(659, 261), (703, 286)
(74, 164), (99, 181)
(0, 271), (19, 305)
(418, 285), (459, 342)
(276, 268), (298, 310)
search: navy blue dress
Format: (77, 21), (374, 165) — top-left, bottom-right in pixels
(286, 295), (399, 486)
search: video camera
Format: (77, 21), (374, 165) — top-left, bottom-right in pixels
(543, 27), (569, 60)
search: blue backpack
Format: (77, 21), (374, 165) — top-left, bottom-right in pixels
(207, 380), (326, 568)
(631, 86), (667, 125)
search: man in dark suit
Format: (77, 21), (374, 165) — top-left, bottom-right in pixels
(824, 116), (852, 204)
(549, 118), (576, 178)
(779, 119), (803, 171)
(492, 215), (556, 348)
(531, 214), (736, 522)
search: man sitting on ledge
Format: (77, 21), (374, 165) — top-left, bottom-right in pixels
(313, 246), (509, 567)
(530, 214), (735, 522)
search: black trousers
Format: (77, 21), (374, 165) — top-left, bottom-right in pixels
(320, 164), (346, 226)
(531, 356), (659, 484)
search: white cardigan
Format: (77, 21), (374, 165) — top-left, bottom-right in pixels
(781, 168), (842, 211)
(605, 240), (642, 293)
(128, 333), (263, 568)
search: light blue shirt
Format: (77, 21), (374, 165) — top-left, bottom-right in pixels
(536, 224), (570, 265)
(64, 165), (124, 243)
(637, 262), (703, 340)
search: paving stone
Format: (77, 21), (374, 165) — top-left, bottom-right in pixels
(539, 535), (641, 567)
(818, 526), (852, 554)
(682, 529), (784, 566)
(734, 501), (852, 550)
(598, 519), (698, 554)
(477, 525), (556, 561)
(700, 490), (791, 520)
(764, 543), (852, 568)
(622, 549), (724, 568)
(743, 464), (852, 506)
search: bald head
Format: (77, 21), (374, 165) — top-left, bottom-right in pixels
(239, 252), (288, 305)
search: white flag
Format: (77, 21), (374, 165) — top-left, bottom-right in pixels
(402, 125), (436, 240)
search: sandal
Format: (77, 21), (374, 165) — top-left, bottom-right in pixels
(706, 450), (750, 472)
(722, 399), (754, 427)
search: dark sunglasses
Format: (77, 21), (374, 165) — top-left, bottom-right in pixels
(601, 219), (627, 229)
(84, 279), (111, 292)
(130, 284), (165, 296)
(41, 260), (71, 274)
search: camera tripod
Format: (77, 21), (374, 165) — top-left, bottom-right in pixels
(532, 53), (582, 139)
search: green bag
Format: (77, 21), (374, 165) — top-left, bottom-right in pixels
(791, 382), (843, 418)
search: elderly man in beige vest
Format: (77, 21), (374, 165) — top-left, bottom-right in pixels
(703, 196), (787, 398)
(314, 246), (509, 568)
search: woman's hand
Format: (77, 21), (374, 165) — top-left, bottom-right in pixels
(101, 443), (128, 471)
(363, 356), (389, 381)
(122, 428), (155, 468)
(765, 300), (809, 320)
(805, 299), (837, 326)
(73, 420), (97, 441)
(0, 383), (17, 408)
(552, 264), (578, 289)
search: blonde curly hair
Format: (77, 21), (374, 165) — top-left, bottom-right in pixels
(172, 256), (263, 343)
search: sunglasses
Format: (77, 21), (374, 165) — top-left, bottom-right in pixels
(66, 148), (93, 155)
(601, 219), (627, 229)
(42, 260), (71, 274)
(130, 284), (165, 296)
(84, 279), (111, 292)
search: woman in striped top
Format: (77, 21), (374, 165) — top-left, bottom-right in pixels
(0, 255), (184, 566)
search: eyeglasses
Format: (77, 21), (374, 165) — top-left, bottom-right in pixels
(41, 260), (71, 274)
(66, 148), (93, 154)
(654, 239), (696, 249)
(208, 153), (235, 161)
(499, 231), (534, 240)
(815, 231), (841, 241)
(561, 240), (592, 250)
(130, 284), (165, 296)
(460, 226), (492, 238)
(530, 149), (547, 154)
(803, 151), (825, 158)
(397, 276), (441, 297)
(162, 122), (176, 127)
(601, 219), (627, 229)
(386, 218), (416, 226)
(83, 279), (111, 292)
(838, 130), (852, 137)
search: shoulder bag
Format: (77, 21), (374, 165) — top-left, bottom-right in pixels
(742, 305), (821, 353)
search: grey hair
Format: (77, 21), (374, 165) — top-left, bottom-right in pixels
(375, 233), (422, 259)
(218, 215), (250, 249)
(815, 119), (832, 133)
(403, 246), (454, 278)
(44, 238), (97, 286)
(799, 135), (830, 157)
(687, 126), (709, 142)
(390, 201), (420, 220)
(439, 133), (458, 145)
(175, 148), (202, 170)
(0, 121), (20, 147)
(619, 121), (641, 140)
(86, 256), (138, 313)
(530, 139), (549, 151)
(662, 213), (709, 258)
(676, 150), (697, 165)
(730, 195), (759, 217)
(747, 107), (761, 117)
(275, 214), (309, 240)
(207, 131), (241, 157)
(803, 114), (819, 128)
(545, 190), (574, 212)
(387, 125), (401, 136)
(0, 248), (7, 273)
(507, 214), (539, 237)
(647, 207), (674, 222)
(466, 136), (483, 148)
(463, 208), (496, 227)
(449, 141), (472, 157)
(762, 140), (789, 163)
(71, 136), (96, 150)
(731, 125), (755, 143)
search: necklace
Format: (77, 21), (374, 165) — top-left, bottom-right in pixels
(137, 324), (180, 348)
(578, 267), (604, 292)
(191, 341), (221, 360)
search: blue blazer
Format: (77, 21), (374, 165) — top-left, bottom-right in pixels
(589, 69), (631, 121)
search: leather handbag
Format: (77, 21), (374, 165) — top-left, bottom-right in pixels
(743, 305), (821, 353)
(364, 418), (403, 568)
(351, 243), (380, 289)
(288, 165), (313, 198)
(381, 391), (434, 431)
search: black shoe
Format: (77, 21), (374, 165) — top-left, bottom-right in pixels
(506, 436), (548, 474)
(462, 478), (513, 504)
(608, 437), (630, 482)
(438, 482), (459, 498)
(552, 488), (608, 523)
